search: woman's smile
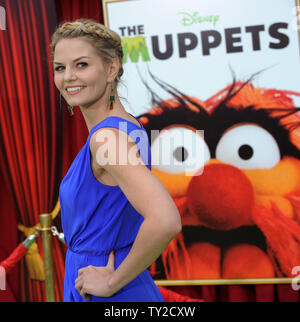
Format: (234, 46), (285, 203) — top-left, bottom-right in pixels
(65, 86), (86, 95)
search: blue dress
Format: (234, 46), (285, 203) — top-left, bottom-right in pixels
(59, 113), (164, 302)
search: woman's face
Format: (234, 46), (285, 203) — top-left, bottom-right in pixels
(53, 37), (111, 108)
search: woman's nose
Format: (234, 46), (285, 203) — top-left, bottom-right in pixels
(64, 67), (77, 81)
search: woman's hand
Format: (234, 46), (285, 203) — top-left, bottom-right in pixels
(75, 251), (116, 300)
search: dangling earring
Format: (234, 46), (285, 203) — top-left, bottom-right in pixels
(109, 83), (115, 110)
(67, 104), (74, 116)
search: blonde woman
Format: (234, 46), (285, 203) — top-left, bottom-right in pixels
(50, 19), (181, 302)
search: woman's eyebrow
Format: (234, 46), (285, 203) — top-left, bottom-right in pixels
(54, 56), (90, 65)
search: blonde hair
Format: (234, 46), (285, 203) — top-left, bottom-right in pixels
(50, 18), (124, 85)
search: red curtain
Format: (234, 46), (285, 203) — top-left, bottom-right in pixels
(0, 0), (65, 301)
(53, 0), (300, 302)
(0, 167), (19, 301)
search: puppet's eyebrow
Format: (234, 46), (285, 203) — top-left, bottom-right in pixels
(53, 56), (90, 65)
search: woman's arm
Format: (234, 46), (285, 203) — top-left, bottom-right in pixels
(75, 127), (181, 298)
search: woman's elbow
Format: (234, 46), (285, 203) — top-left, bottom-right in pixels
(173, 217), (182, 236)
(164, 211), (182, 238)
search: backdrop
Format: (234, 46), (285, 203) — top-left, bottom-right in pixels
(103, 0), (300, 284)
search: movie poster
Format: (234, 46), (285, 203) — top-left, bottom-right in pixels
(103, 0), (300, 283)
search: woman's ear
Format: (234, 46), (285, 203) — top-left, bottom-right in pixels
(107, 57), (121, 83)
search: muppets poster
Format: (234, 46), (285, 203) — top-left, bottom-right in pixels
(103, 0), (300, 281)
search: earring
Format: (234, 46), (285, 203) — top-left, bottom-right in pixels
(109, 84), (115, 110)
(67, 104), (74, 116)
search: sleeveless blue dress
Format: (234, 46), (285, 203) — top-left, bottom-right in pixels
(59, 114), (164, 302)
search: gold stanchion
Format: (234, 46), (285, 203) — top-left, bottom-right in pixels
(39, 213), (56, 302)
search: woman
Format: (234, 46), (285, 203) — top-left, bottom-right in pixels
(50, 19), (182, 302)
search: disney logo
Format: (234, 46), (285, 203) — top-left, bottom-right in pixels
(178, 12), (220, 27)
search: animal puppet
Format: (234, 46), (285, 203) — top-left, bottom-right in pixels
(138, 73), (300, 279)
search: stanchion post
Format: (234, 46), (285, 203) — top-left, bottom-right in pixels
(39, 213), (56, 302)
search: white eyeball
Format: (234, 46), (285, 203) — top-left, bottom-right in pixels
(151, 126), (210, 173)
(216, 123), (280, 169)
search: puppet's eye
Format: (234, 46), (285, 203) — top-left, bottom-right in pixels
(151, 126), (210, 174)
(216, 123), (280, 169)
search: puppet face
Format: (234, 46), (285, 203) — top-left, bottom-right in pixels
(140, 82), (300, 279)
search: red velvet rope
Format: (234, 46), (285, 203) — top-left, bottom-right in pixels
(0, 243), (28, 273)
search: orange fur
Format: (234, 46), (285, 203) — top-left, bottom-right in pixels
(147, 82), (300, 278)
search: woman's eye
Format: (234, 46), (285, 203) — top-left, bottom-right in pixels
(151, 126), (210, 174)
(215, 123), (281, 169)
(77, 62), (88, 68)
(54, 62), (87, 72)
(54, 65), (65, 72)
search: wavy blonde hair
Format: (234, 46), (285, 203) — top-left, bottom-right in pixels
(50, 18), (124, 86)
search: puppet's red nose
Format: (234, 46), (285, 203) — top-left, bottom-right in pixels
(187, 163), (254, 230)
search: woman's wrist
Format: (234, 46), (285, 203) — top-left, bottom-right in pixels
(107, 271), (121, 294)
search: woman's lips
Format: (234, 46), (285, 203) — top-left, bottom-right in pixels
(65, 86), (86, 95)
